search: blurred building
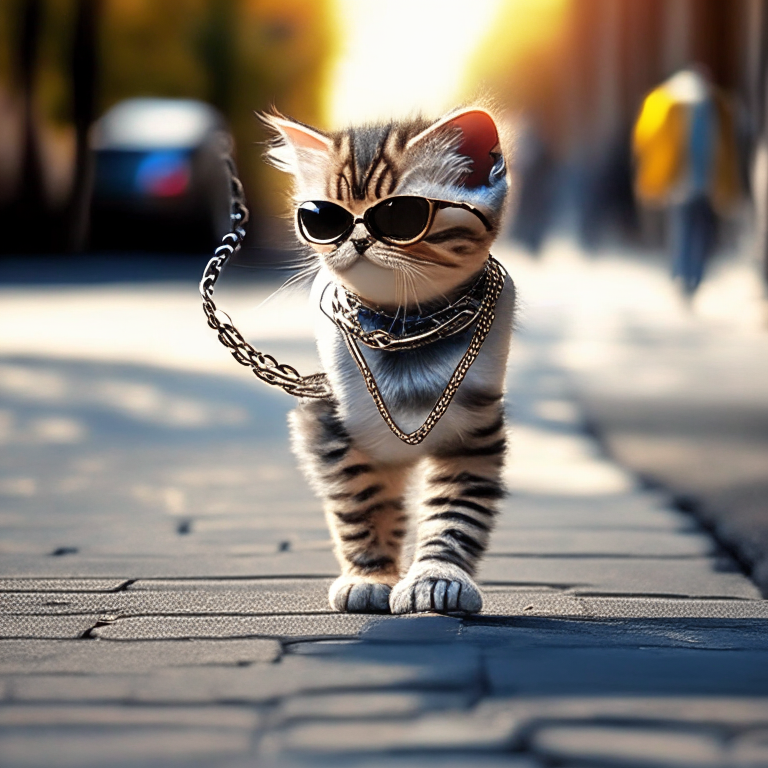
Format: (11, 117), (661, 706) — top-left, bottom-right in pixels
(3, 0), (768, 276)
(0, 0), (336, 254)
(470, 0), (762, 253)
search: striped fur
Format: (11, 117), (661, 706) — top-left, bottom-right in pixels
(265, 107), (515, 614)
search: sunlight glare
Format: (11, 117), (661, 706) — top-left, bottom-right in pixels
(327, 0), (504, 126)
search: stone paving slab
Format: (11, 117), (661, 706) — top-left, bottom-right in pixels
(577, 595), (768, 619)
(0, 615), (101, 639)
(464, 616), (768, 651)
(0, 551), (339, 578)
(481, 591), (768, 619)
(529, 724), (724, 767)
(488, 527), (715, 556)
(0, 582), (332, 615)
(275, 691), (472, 721)
(474, 695), (768, 730)
(479, 494), (692, 532)
(0, 578), (128, 592)
(0, 704), (261, 728)
(0, 726), (254, 768)
(90, 613), (393, 641)
(258, 710), (519, 757)
(0, 532), (332, 559)
(479, 555), (760, 598)
(0, 528), (186, 556)
(484, 645), (768, 695)
(496, 506), (691, 532)
(0, 638), (281, 674)
(125, 577), (332, 591)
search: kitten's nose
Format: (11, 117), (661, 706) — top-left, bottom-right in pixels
(352, 236), (373, 254)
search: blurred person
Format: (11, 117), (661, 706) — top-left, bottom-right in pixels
(508, 116), (557, 254)
(577, 124), (639, 251)
(632, 67), (743, 296)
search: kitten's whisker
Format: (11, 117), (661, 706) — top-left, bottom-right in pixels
(403, 266), (426, 315)
(394, 263), (425, 317)
(396, 270), (406, 311)
(251, 263), (320, 313)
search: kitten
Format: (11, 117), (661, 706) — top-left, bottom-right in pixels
(261, 107), (515, 614)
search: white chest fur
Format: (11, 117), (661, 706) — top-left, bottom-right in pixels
(310, 266), (516, 465)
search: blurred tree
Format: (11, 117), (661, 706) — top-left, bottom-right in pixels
(17, 0), (46, 217)
(0, 0), (336, 253)
(0, 0), (51, 251)
(69, 0), (101, 250)
(197, 0), (236, 117)
(99, 0), (210, 105)
(228, 0), (337, 229)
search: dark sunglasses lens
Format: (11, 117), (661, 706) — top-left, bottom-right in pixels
(297, 201), (353, 243)
(369, 197), (431, 241)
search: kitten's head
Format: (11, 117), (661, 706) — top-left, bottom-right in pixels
(260, 107), (510, 309)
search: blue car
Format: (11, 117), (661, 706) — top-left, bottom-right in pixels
(90, 98), (232, 252)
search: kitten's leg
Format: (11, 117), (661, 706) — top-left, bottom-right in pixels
(290, 399), (409, 613)
(390, 404), (507, 615)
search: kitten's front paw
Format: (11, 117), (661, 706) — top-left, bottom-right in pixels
(329, 576), (394, 613)
(389, 562), (482, 615)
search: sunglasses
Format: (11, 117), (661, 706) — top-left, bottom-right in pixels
(296, 196), (492, 247)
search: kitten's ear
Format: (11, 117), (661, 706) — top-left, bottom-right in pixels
(258, 111), (332, 175)
(258, 111), (332, 153)
(407, 108), (501, 188)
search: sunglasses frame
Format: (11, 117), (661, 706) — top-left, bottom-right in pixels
(296, 196), (493, 248)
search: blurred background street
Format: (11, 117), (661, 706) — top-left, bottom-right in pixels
(3, 1), (768, 765)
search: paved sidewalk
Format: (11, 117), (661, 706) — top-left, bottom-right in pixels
(1, 250), (767, 767)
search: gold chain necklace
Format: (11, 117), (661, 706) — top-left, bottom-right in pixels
(326, 263), (490, 351)
(328, 257), (506, 445)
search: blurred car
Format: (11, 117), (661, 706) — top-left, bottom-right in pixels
(89, 98), (232, 252)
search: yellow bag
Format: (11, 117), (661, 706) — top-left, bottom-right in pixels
(632, 83), (742, 212)
(632, 87), (686, 206)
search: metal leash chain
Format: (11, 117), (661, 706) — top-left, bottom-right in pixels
(200, 156), (506, 443)
(199, 157), (332, 398)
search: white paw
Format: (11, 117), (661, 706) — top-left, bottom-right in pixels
(389, 562), (483, 615)
(329, 575), (393, 613)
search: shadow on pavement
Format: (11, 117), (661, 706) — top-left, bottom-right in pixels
(0, 354), (291, 446)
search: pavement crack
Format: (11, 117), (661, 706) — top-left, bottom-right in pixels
(78, 615), (121, 639)
(49, 547), (79, 556)
(176, 519), (193, 535)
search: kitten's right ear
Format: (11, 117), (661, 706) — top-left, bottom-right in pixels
(258, 111), (332, 170)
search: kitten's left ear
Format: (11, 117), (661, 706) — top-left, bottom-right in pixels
(258, 111), (332, 157)
(407, 108), (501, 188)
(258, 111), (333, 178)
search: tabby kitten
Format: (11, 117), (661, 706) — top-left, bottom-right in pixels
(261, 107), (515, 614)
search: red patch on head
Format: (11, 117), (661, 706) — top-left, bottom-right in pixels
(450, 111), (499, 188)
